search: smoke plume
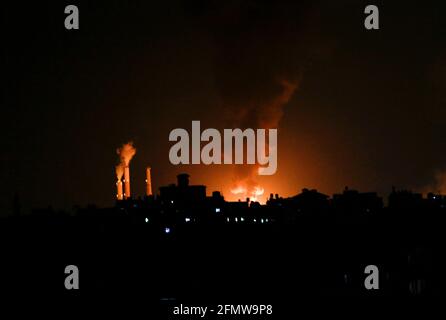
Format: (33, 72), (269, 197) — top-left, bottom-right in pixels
(115, 164), (124, 180)
(206, 3), (306, 200)
(189, 1), (330, 201)
(230, 79), (299, 200)
(432, 171), (446, 194)
(420, 170), (446, 195)
(115, 142), (136, 179)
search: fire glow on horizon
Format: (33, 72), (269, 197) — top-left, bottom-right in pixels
(230, 183), (265, 203)
(227, 80), (298, 204)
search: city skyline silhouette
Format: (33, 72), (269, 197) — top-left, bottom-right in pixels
(3, 1), (446, 312)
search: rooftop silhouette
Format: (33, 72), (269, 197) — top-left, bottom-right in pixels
(2, 173), (444, 299)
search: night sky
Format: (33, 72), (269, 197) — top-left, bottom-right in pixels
(3, 0), (446, 215)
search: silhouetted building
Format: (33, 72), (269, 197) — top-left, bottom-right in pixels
(159, 173), (206, 206)
(332, 187), (383, 216)
(388, 188), (423, 210)
(7, 173), (444, 297)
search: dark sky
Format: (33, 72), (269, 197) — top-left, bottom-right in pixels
(2, 0), (446, 215)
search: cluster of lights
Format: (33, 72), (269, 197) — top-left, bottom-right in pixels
(224, 217), (271, 223)
(145, 215), (274, 226)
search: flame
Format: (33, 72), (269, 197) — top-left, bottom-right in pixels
(230, 185), (247, 195)
(226, 80), (298, 205)
(252, 186), (264, 196)
(230, 183), (265, 203)
(250, 186), (264, 202)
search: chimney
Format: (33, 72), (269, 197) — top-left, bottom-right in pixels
(116, 179), (124, 200)
(145, 167), (153, 196)
(124, 165), (131, 199)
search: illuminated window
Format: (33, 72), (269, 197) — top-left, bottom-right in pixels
(185, 217), (191, 222)
(145, 217), (149, 223)
(215, 208), (221, 213)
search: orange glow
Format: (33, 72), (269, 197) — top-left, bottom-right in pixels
(250, 186), (265, 202)
(116, 180), (123, 200)
(230, 182), (265, 203)
(230, 185), (247, 195)
(253, 186), (265, 196)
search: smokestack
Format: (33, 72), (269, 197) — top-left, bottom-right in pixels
(145, 167), (153, 196)
(116, 179), (124, 200)
(124, 165), (131, 199)
(115, 141), (136, 200)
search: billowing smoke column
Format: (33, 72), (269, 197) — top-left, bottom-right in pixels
(194, 2), (322, 202)
(145, 167), (153, 196)
(115, 142), (136, 200)
(229, 80), (299, 201)
(437, 172), (446, 194)
(429, 171), (446, 194)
